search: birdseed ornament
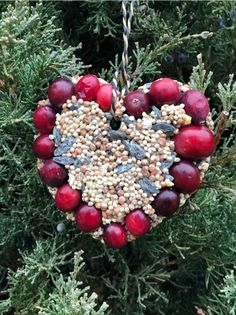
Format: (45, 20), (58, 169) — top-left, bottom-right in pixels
(32, 1), (215, 249)
(33, 76), (215, 248)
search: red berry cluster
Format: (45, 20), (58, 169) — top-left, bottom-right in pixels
(32, 75), (215, 249)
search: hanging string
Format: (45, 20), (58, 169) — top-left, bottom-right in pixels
(111, 70), (119, 117)
(111, 0), (135, 115)
(121, 0), (135, 98)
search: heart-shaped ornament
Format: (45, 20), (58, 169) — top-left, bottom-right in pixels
(33, 75), (215, 248)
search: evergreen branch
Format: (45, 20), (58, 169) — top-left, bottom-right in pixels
(219, 269), (236, 315)
(128, 31), (213, 88)
(151, 31), (213, 60)
(189, 53), (213, 92)
(211, 144), (236, 166)
(214, 74), (236, 150)
(216, 74), (236, 113)
(37, 250), (109, 315)
(0, 241), (109, 315)
(129, 42), (161, 88)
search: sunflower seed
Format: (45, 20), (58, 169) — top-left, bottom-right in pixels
(74, 160), (81, 168)
(123, 140), (146, 160)
(122, 116), (136, 125)
(104, 112), (113, 120)
(114, 163), (134, 174)
(138, 177), (160, 195)
(108, 129), (128, 140)
(163, 174), (174, 181)
(54, 137), (76, 156)
(52, 127), (61, 146)
(151, 106), (161, 119)
(74, 157), (91, 168)
(160, 157), (175, 169)
(53, 156), (75, 165)
(82, 157), (91, 165)
(152, 123), (176, 135)
(69, 103), (81, 111)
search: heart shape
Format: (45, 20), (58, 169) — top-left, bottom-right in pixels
(32, 75), (215, 248)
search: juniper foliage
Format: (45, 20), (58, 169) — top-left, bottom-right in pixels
(0, 240), (108, 315)
(0, 1), (236, 315)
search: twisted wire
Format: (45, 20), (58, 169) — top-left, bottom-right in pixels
(121, 0), (135, 98)
(111, 70), (119, 115)
(111, 0), (135, 114)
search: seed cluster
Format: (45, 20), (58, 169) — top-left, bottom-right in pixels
(49, 90), (193, 235)
(35, 80), (213, 242)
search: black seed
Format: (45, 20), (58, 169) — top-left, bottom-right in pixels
(152, 123), (176, 135)
(138, 177), (160, 195)
(110, 117), (121, 130)
(54, 137), (76, 156)
(53, 156), (75, 165)
(114, 163), (134, 174)
(123, 140), (146, 160)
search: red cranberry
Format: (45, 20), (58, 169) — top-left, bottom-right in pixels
(125, 209), (151, 236)
(152, 189), (180, 216)
(170, 160), (201, 193)
(75, 203), (102, 232)
(174, 125), (215, 160)
(96, 84), (113, 112)
(32, 135), (55, 159)
(55, 184), (81, 212)
(103, 223), (127, 249)
(150, 78), (180, 107)
(180, 90), (209, 124)
(48, 78), (74, 108)
(33, 106), (56, 134)
(75, 74), (100, 101)
(39, 159), (68, 187)
(124, 90), (151, 118)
